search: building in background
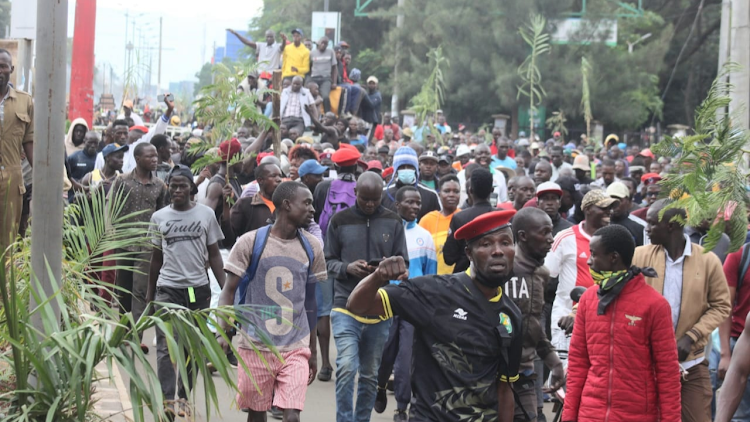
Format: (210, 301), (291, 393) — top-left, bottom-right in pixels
(214, 30), (252, 63)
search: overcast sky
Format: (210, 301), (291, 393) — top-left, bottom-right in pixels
(67, 0), (264, 87)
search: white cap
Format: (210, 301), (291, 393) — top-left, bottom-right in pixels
(456, 144), (471, 157)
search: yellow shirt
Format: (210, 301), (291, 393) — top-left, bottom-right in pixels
(419, 210), (457, 275)
(282, 43), (310, 79)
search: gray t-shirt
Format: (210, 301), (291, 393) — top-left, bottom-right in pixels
(151, 203), (224, 288)
(257, 42), (282, 73)
(310, 47), (336, 78)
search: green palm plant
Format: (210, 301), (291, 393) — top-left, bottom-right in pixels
(651, 63), (749, 253)
(409, 46), (449, 145)
(581, 57), (593, 142)
(0, 188), (280, 421)
(517, 14), (550, 142)
(545, 110), (568, 142)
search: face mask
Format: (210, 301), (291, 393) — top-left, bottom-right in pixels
(397, 169), (416, 185)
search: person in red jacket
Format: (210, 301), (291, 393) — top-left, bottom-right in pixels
(563, 224), (681, 422)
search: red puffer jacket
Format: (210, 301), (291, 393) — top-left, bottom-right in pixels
(562, 273), (681, 422)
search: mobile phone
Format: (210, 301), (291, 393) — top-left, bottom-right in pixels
(157, 93), (174, 102)
(367, 259), (382, 267)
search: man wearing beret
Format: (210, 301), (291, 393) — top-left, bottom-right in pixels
(631, 172), (662, 221)
(347, 210), (523, 422)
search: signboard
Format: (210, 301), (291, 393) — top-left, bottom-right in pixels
(10, 0), (38, 39)
(311, 12), (341, 45)
(551, 18), (617, 47)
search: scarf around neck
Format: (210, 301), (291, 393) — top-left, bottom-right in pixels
(592, 266), (658, 315)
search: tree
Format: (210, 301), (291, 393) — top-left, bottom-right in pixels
(194, 63), (213, 96)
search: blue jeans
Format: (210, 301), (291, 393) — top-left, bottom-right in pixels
(710, 336), (750, 421)
(331, 311), (392, 422)
(316, 276), (334, 318)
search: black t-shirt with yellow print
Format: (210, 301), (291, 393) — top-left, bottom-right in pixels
(379, 271), (523, 422)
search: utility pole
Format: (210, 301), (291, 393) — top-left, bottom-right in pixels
(391, 0), (404, 118)
(32, 0), (68, 330)
(729, 0), (749, 131)
(124, 11), (129, 80)
(158, 17), (163, 93)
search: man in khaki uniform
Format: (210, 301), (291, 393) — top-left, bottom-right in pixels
(0, 49), (34, 253)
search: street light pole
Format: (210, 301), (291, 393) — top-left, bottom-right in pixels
(158, 17), (163, 93)
(32, 0), (68, 329)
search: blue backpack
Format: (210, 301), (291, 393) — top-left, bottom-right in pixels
(234, 224), (315, 306)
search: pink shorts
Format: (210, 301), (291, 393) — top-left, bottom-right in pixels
(236, 347), (312, 412)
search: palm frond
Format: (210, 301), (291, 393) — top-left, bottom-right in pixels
(517, 14), (550, 140)
(652, 62), (750, 253)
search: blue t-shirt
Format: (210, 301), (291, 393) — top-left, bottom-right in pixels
(491, 155), (517, 170)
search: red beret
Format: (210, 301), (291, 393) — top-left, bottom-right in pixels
(382, 167), (394, 179)
(219, 138), (242, 161)
(454, 210), (517, 242)
(332, 145), (361, 166)
(640, 172), (662, 186)
(129, 125), (149, 133)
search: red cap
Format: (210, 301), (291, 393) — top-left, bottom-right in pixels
(640, 172), (662, 185)
(219, 138), (242, 161)
(367, 160), (383, 170)
(129, 125), (149, 133)
(382, 167), (394, 179)
(332, 145), (361, 166)
(454, 210), (517, 242)
(259, 71), (272, 80)
(638, 148), (655, 159)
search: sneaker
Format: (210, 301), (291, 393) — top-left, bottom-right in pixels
(176, 400), (192, 418)
(269, 406), (283, 419)
(140, 343), (149, 354)
(374, 386), (388, 413)
(317, 366), (333, 382)
(227, 351), (238, 369)
(393, 409), (408, 421)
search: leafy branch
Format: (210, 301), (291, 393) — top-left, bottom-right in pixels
(409, 46), (449, 144)
(651, 63), (749, 253)
(517, 14), (550, 142)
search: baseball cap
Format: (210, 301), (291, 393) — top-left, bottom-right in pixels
(572, 155), (590, 171)
(419, 151), (439, 162)
(291, 28), (304, 36)
(367, 160), (383, 171)
(606, 182), (630, 199)
(298, 159), (328, 177)
(123, 100), (134, 109)
(401, 127), (414, 138)
(367, 76), (379, 84)
(581, 189), (618, 210)
(129, 125), (149, 133)
(530, 142), (540, 150)
(641, 172), (662, 186)
(456, 144), (471, 157)
(167, 164), (198, 195)
(438, 154), (451, 164)
(638, 148), (655, 159)
(102, 143), (129, 158)
(536, 182), (562, 198)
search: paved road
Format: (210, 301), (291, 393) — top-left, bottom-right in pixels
(125, 328), (557, 421)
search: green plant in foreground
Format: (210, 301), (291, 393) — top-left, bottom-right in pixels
(651, 63), (749, 254)
(0, 188), (282, 422)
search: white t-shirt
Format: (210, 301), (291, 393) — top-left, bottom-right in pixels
(150, 203), (224, 288)
(257, 42), (282, 73)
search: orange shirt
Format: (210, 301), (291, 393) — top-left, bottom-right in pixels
(260, 195), (275, 213)
(419, 210), (457, 275)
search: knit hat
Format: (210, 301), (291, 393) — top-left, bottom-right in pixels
(386, 146), (419, 199)
(392, 146), (419, 180)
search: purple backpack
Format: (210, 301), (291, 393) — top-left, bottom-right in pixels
(319, 179), (357, 240)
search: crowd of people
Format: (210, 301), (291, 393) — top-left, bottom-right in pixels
(5, 29), (750, 422)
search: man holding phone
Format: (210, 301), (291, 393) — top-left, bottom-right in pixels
(324, 172), (409, 422)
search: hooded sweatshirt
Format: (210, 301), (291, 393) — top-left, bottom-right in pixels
(509, 245), (555, 375)
(65, 118), (89, 156)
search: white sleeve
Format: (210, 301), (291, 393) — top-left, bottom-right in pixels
(494, 171), (507, 203)
(544, 232), (568, 278)
(94, 152), (104, 171)
(122, 115), (169, 173)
